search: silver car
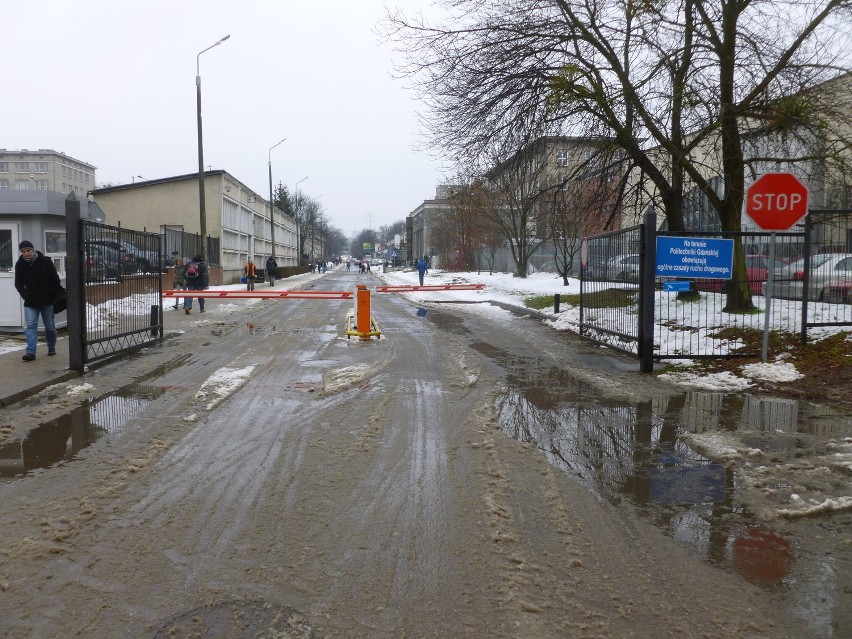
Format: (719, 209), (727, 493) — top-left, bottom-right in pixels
(763, 253), (852, 301)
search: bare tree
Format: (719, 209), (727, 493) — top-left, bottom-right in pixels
(485, 140), (557, 277)
(383, 0), (852, 310)
(545, 161), (622, 285)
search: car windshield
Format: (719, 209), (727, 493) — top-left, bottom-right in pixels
(786, 254), (833, 271)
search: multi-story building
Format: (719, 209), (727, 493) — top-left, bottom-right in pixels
(0, 149), (96, 198)
(407, 185), (463, 267)
(91, 170), (299, 281)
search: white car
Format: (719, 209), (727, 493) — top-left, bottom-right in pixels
(763, 253), (852, 301)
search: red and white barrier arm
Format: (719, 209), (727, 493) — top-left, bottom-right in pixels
(162, 290), (353, 300)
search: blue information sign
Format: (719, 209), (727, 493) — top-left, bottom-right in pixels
(656, 236), (734, 279)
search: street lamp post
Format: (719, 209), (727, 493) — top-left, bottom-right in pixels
(267, 137), (286, 260)
(294, 177), (307, 264)
(196, 34), (230, 261)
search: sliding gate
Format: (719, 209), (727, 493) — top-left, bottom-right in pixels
(65, 194), (163, 372)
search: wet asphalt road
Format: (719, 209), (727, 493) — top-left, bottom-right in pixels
(0, 268), (842, 638)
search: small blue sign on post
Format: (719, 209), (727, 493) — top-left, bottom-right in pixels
(663, 281), (692, 292)
(656, 236), (734, 279)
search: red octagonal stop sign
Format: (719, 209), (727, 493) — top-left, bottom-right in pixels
(746, 173), (808, 231)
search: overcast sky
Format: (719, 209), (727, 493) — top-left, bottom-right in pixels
(2, 0), (447, 238)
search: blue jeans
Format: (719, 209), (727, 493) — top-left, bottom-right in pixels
(184, 283), (205, 310)
(24, 304), (57, 355)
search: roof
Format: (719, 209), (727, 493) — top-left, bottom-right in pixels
(90, 170), (227, 195)
(0, 190), (106, 221)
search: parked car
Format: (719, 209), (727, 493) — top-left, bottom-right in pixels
(762, 253), (852, 301)
(87, 238), (160, 273)
(822, 278), (852, 304)
(84, 243), (136, 281)
(698, 254), (789, 295)
(587, 253), (641, 282)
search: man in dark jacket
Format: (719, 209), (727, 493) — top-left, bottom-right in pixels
(182, 255), (209, 314)
(265, 256), (277, 286)
(14, 240), (62, 361)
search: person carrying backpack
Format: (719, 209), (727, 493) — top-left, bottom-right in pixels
(265, 256), (277, 286)
(183, 255), (209, 314)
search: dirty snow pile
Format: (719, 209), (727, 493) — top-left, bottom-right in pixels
(683, 431), (852, 520)
(194, 365), (256, 410)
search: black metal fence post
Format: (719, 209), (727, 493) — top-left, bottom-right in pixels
(554, 293), (561, 314)
(64, 193), (85, 373)
(639, 209), (657, 373)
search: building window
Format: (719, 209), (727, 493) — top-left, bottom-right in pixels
(15, 180), (30, 190)
(556, 151), (569, 167)
(45, 231), (66, 253)
(36, 180), (49, 191)
(35, 162), (49, 173)
(0, 179), (9, 189)
(0, 229), (13, 272)
(62, 166), (67, 177)
(0, 162), (7, 173)
(15, 162), (29, 173)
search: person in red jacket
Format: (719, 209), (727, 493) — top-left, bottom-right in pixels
(14, 240), (62, 361)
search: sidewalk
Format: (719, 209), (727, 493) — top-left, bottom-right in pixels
(0, 269), (332, 408)
(0, 335), (78, 408)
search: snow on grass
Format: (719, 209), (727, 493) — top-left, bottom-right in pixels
(741, 360), (803, 382)
(658, 370), (754, 391)
(380, 267), (848, 392)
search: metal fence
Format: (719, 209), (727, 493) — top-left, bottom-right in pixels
(580, 209), (852, 366)
(64, 195), (163, 371)
(162, 228), (220, 266)
(79, 220), (163, 365)
(579, 224), (643, 355)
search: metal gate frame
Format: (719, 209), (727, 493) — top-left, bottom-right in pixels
(65, 194), (163, 372)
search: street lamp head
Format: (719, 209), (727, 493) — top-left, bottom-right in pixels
(219, 35), (231, 43)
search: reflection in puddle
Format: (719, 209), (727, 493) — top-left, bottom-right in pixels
(474, 340), (852, 637)
(0, 383), (163, 480)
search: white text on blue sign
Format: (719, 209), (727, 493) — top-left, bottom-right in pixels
(656, 237), (734, 279)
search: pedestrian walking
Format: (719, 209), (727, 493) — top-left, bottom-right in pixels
(265, 256), (278, 286)
(416, 255), (428, 286)
(183, 255), (209, 314)
(244, 259), (257, 291)
(172, 256), (186, 309)
(14, 240), (62, 361)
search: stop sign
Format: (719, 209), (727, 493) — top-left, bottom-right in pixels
(746, 173), (808, 231)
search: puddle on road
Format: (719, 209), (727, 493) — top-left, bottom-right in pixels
(238, 323), (281, 336)
(0, 383), (163, 480)
(426, 310), (470, 336)
(471, 339), (852, 637)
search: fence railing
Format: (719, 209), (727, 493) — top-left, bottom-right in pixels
(579, 209), (852, 367)
(162, 228), (220, 266)
(65, 195), (163, 371)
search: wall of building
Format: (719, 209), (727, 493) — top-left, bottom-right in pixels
(0, 149), (95, 198)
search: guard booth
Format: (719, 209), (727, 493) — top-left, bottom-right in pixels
(0, 190), (105, 332)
